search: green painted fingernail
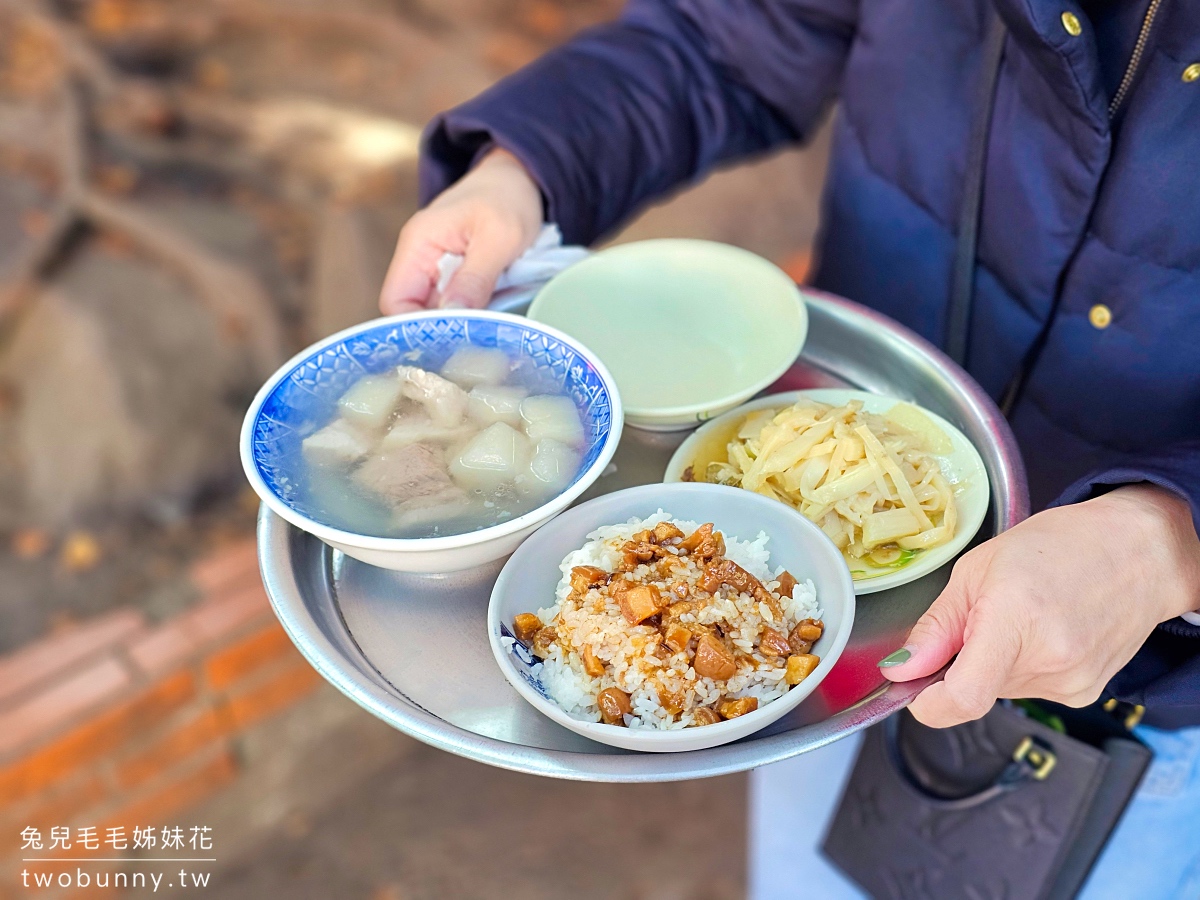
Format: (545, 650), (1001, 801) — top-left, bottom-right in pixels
(878, 648), (911, 668)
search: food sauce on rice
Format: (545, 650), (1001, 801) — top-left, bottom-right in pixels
(510, 513), (824, 730)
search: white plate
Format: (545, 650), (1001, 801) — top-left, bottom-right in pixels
(663, 390), (990, 594)
(487, 482), (855, 753)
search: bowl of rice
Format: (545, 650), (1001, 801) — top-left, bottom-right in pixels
(487, 482), (855, 752)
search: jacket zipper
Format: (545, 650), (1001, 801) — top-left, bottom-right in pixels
(1108, 0), (1164, 117)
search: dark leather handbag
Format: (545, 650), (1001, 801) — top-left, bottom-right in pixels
(821, 702), (1151, 899)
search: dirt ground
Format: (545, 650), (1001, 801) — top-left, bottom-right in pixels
(181, 685), (745, 900)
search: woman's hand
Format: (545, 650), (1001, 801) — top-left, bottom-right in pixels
(379, 148), (543, 314)
(882, 484), (1200, 728)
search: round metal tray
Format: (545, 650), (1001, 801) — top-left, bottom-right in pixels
(257, 290), (1029, 782)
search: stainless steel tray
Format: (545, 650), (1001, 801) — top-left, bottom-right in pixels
(257, 290), (1029, 782)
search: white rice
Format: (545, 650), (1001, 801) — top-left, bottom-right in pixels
(520, 511), (821, 730)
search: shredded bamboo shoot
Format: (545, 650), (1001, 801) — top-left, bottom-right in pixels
(704, 399), (958, 577)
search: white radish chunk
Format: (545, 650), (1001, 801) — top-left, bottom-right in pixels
(520, 395), (585, 447)
(336, 374), (404, 431)
(398, 366), (468, 427)
(302, 419), (376, 467)
(467, 385), (528, 427)
(380, 412), (474, 451)
(526, 438), (581, 496)
(449, 422), (532, 492)
(440, 346), (511, 388)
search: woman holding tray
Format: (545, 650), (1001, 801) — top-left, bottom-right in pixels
(378, 2), (1200, 895)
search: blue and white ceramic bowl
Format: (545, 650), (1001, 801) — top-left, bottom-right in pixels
(240, 310), (623, 573)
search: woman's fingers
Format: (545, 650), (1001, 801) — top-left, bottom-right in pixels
(880, 567), (973, 681)
(379, 148), (545, 316)
(379, 230), (440, 314)
(438, 217), (529, 309)
(882, 553), (1019, 727)
(906, 607), (1018, 727)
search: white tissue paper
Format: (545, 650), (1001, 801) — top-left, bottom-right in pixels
(434, 224), (589, 300)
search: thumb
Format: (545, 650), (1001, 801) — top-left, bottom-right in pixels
(879, 571), (972, 682)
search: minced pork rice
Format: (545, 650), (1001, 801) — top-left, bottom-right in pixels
(504, 511), (822, 729)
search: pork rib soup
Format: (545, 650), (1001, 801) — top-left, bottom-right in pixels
(298, 346), (588, 538)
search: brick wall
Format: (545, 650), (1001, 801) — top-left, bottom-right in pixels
(0, 539), (322, 896)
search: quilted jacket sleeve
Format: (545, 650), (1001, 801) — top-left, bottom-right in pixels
(1053, 444), (1200, 720)
(418, 0), (858, 244)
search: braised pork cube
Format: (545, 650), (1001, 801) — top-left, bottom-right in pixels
(597, 687), (632, 725)
(618, 583), (665, 625)
(699, 559), (782, 618)
(758, 628), (792, 658)
(796, 619), (824, 640)
(698, 559), (758, 595)
(788, 635), (813, 655)
(790, 619), (824, 654)
(678, 523), (725, 559)
(678, 522), (712, 553)
(620, 537), (664, 567)
(656, 685), (686, 717)
(663, 623), (692, 653)
(569, 566), (608, 595)
(692, 707), (722, 726)
(512, 613), (542, 645)
(693, 634), (738, 681)
(785, 653), (820, 685)
(717, 697), (759, 719)
(531, 626), (558, 659)
(775, 570), (798, 599)
(653, 522), (685, 543)
(581, 644), (605, 677)
(398, 366), (468, 427)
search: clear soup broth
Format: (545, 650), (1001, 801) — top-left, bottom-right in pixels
(297, 345), (587, 539)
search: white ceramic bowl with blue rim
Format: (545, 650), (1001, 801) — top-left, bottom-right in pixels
(240, 310), (624, 573)
(488, 482), (856, 753)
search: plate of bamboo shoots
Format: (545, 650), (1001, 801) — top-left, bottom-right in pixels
(664, 390), (989, 594)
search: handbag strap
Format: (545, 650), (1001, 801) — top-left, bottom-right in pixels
(884, 712), (1057, 811)
(944, 13), (1008, 367)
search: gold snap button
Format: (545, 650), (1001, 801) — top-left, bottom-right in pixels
(1183, 63), (1200, 83)
(1061, 11), (1082, 36)
(1089, 304), (1112, 329)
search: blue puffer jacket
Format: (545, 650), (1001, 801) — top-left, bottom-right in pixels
(419, 0), (1200, 723)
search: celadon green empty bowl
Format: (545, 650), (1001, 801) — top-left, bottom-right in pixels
(528, 239), (807, 431)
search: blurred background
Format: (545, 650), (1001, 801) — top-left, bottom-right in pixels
(0, 0), (830, 896)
